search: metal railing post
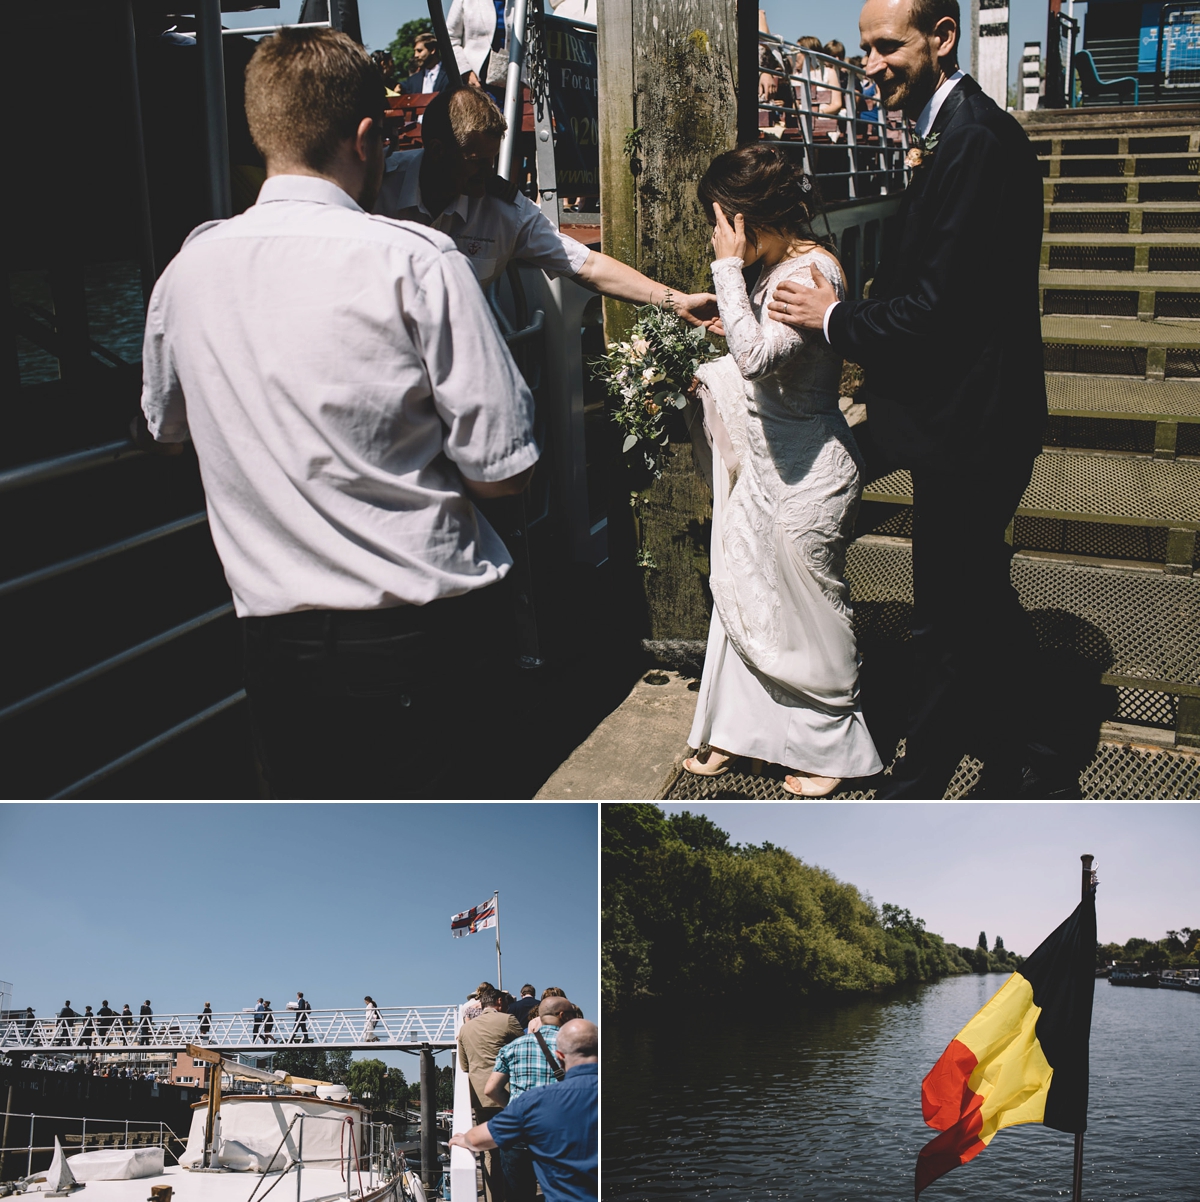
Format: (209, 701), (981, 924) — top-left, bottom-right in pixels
(197, 0), (232, 220)
(27, 1115), (34, 1179)
(295, 1116), (303, 1202)
(498, 0), (530, 182)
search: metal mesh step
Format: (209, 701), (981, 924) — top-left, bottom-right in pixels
(663, 740), (1200, 799)
(1040, 270), (1200, 290)
(1045, 375), (1200, 420)
(863, 453), (1200, 528)
(1042, 315), (1200, 347)
(1043, 231), (1200, 244)
(844, 538), (1200, 690)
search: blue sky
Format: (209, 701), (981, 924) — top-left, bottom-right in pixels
(222, 0), (1072, 95)
(0, 803), (597, 1067)
(657, 802), (1200, 955)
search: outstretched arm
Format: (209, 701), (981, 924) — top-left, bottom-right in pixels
(573, 251), (718, 327)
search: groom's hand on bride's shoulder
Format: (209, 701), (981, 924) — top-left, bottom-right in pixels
(768, 268), (837, 332)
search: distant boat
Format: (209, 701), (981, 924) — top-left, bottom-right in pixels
(1109, 963), (1159, 988)
(1158, 969), (1200, 992)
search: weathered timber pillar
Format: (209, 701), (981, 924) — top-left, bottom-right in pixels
(419, 1046), (437, 1192)
(598, 0), (741, 641)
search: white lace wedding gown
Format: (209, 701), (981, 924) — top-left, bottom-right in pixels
(687, 250), (883, 778)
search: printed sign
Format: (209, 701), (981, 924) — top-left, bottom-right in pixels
(546, 17), (599, 196)
(1138, 1), (1200, 80)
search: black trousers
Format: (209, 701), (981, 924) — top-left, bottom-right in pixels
(886, 454), (1043, 797)
(243, 584), (509, 799)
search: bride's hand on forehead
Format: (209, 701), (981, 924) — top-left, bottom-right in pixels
(711, 202), (748, 262)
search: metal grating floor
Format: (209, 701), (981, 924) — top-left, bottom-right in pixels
(1045, 371), (1200, 427)
(663, 740), (1200, 800)
(1041, 315), (1200, 347)
(864, 453), (1200, 528)
(844, 537), (1200, 688)
(1039, 270), (1200, 290)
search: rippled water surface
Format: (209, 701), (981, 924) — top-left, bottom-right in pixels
(603, 974), (1198, 1200)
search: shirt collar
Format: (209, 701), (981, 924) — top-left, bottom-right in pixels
(914, 69), (964, 139)
(257, 174), (364, 212)
(564, 1063), (597, 1078)
(385, 149), (469, 224)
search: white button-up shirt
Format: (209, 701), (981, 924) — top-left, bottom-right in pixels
(141, 174), (538, 618)
(375, 149), (591, 289)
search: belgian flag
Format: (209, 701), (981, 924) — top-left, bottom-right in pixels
(915, 889), (1096, 1197)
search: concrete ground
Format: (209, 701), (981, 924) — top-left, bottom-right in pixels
(535, 671), (697, 800)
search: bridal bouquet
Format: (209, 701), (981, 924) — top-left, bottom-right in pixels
(593, 298), (721, 478)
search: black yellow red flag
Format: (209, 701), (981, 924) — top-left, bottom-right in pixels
(914, 890), (1096, 1197)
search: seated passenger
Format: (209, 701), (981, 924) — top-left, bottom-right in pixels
(375, 86), (717, 325)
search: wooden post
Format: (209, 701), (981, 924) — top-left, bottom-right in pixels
(419, 1046), (436, 1193)
(598, 0), (741, 640)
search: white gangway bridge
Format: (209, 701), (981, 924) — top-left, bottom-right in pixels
(0, 1006), (460, 1054)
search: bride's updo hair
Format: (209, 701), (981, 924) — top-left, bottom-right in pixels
(697, 144), (828, 250)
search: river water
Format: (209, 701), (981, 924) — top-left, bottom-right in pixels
(603, 973), (1198, 1201)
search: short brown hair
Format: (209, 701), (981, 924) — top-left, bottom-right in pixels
(421, 85), (506, 150)
(413, 32), (438, 49)
(699, 143), (826, 244)
(911, 0), (960, 37)
(245, 28), (384, 171)
(824, 40), (845, 59)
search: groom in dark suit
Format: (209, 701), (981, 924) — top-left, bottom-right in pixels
(771, 0), (1076, 799)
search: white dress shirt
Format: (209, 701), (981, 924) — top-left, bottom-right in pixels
(420, 65), (441, 93)
(141, 175), (538, 618)
(821, 70), (965, 342)
(375, 149), (590, 289)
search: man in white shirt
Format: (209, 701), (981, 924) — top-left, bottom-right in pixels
(376, 86), (720, 318)
(139, 28), (537, 798)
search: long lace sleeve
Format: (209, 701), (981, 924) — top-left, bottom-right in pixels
(711, 254), (843, 382)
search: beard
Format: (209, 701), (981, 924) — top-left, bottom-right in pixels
(876, 52), (941, 117)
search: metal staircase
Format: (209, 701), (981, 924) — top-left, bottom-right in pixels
(667, 105), (1200, 801)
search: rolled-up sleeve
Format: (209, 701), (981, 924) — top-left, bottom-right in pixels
(511, 195), (591, 279)
(140, 278), (190, 443)
(413, 248), (539, 483)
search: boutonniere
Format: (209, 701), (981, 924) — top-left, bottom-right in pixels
(905, 131), (940, 170)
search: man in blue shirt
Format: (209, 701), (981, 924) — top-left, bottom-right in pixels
(450, 1019), (597, 1202)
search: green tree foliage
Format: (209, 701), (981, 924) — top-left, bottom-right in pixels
(977, 931), (988, 950)
(271, 1047), (352, 1084)
(344, 1058), (410, 1112)
(387, 18), (433, 79)
(602, 806), (971, 1012)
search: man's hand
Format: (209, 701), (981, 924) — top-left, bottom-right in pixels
(767, 268), (837, 333)
(449, 1123), (498, 1153)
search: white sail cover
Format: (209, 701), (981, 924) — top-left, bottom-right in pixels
(46, 1137), (77, 1192)
(181, 1098), (366, 1171)
(66, 1148), (164, 1181)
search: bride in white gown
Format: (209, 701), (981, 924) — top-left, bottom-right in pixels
(684, 145), (882, 796)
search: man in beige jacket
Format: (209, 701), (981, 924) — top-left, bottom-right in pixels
(458, 986), (522, 1201)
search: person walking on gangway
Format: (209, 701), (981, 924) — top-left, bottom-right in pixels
(362, 996), (381, 1042)
(198, 1002), (213, 1043)
(138, 1000), (153, 1045)
(292, 992), (311, 1043)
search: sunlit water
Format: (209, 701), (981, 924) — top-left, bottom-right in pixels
(603, 974), (1198, 1201)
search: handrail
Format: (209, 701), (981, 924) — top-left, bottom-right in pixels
(0, 440), (144, 494)
(503, 309), (545, 347)
(0, 512), (208, 600)
(0, 1006), (461, 1052)
(52, 689), (247, 799)
(756, 33), (912, 196)
(0, 603), (234, 725)
(222, 21), (332, 37)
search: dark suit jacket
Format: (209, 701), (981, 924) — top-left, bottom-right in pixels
(400, 64), (449, 94)
(827, 75), (1046, 472)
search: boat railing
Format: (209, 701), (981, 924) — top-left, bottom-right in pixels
(0, 1007), (460, 1053)
(0, 1111), (182, 1181)
(756, 33), (913, 200)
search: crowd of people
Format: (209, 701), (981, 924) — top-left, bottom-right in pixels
(455, 983), (596, 1202)
(757, 15), (883, 139)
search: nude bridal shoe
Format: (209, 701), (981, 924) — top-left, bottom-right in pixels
(682, 747), (734, 776)
(782, 770), (842, 797)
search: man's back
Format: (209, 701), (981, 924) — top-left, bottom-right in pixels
(496, 1022), (560, 1096)
(459, 1009), (522, 1108)
(143, 174), (537, 617)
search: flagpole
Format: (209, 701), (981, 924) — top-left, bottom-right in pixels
(1072, 854), (1094, 1202)
(494, 890), (502, 992)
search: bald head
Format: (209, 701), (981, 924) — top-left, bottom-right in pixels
(539, 996), (574, 1025)
(555, 1019), (598, 1061)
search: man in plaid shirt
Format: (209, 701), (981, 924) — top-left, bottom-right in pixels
(483, 996), (575, 1201)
